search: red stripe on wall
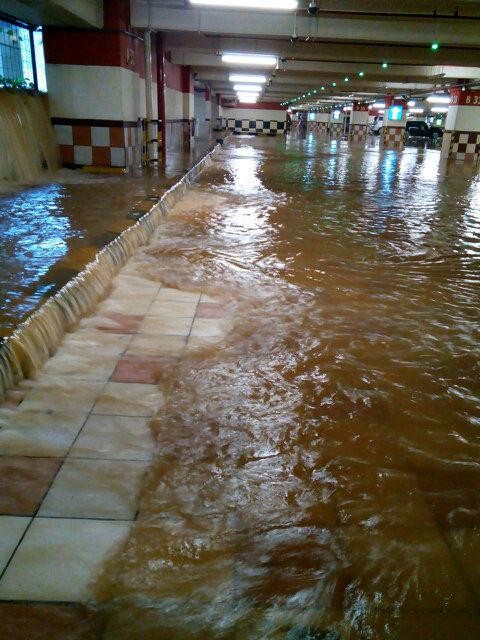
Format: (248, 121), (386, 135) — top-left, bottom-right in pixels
(450, 87), (480, 106)
(43, 29), (145, 78)
(163, 57), (193, 93)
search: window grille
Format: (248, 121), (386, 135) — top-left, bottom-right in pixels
(0, 18), (46, 91)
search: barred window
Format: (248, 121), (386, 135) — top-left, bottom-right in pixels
(0, 18), (46, 91)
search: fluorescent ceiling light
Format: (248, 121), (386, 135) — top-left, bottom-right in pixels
(237, 96), (258, 103)
(222, 53), (277, 66)
(372, 102), (385, 108)
(237, 92), (260, 99)
(191, 0), (297, 8)
(229, 74), (267, 83)
(426, 95), (450, 104)
(431, 106), (448, 113)
(407, 100), (416, 107)
(408, 108), (424, 113)
(233, 84), (263, 92)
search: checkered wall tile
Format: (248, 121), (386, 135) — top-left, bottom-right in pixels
(448, 130), (480, 161)
(383, 126), (405, 147)
(307, 122), (328, 134)
(226, 119), (285, 135)
(349, 124), (368, 142)
(329, 123), (343, 137)
(53, 122), (143, 168)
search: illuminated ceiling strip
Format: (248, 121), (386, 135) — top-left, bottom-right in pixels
(222, 53), (277, 67)
(191, 0), (297, 8)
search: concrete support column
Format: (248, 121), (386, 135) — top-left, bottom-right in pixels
(194, 83), (211, 138)
(156, 33), (166, 164)
(349, 102), (369, 142)
(163, 55), (194, 152)
(205, 85), (212, 133)
(441, 88), (480, 163)
(143, 30), (158, 164)
(44, 0), (148, 170)
(211, 93), (220, 131)
(382, 96), (407, 148)
(329, 109), (344, 137)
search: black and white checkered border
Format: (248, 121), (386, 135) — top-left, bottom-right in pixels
(226, 119), (285, 135)
(349, 124), (368, 142)
(329, 123), (343, 136)
(383, 126), (404, 146)
(448, 130), (480, 161)
(307, 122), (328, 133)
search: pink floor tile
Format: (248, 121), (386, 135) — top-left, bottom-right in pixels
(111, 355), (177, 384)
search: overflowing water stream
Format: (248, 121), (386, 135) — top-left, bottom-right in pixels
(0, 140), (216, 339)
(81, 136), (480, 638)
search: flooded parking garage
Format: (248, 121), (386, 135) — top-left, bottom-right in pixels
(1, 0), (480, 638)
(1, 135), (480, 638)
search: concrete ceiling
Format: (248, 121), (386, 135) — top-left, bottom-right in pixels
(132, 0), (480, 106)
(0, 0), (103, 28)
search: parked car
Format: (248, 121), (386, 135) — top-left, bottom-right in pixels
(405, 120), (443, 140)
(370, 117), (383, 135)
(427, 125), (444, 140)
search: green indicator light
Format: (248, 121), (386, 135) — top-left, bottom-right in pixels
(431, 42), (439, 51)
(332, 81), (336, 86)
(382, 62), (388, 68)
(358, 71), (364, 77)
(313, 89), (317, 93)
(321, 86), (325, 90)
(344, 76), (349, 82)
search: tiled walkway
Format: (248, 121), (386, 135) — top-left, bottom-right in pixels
(0, 263), (226, 635)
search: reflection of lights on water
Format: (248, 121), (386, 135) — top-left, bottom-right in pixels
(397, 150), (417, 179)
(227, 154), (264, 194)
(380, 152), (398, 194)
(303, 158), (315, 185)
(418, 151), (440, 182)
(360, 151), (380, 191)
(463, 176), (480, 253)
(0, 183), (70, 285)
(326, 155), (337, 183)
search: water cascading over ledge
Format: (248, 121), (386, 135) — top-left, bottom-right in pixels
(0, 144), (220, 401)
(0, 90), (58, 182)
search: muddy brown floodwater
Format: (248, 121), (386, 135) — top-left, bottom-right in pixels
(89, 136), (480, 639)
(44, 136), (480, 638)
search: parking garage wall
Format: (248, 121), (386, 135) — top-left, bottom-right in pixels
(221, 103), (286, 135)
(44, 23), (157, 169)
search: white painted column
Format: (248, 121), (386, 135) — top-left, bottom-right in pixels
(441, 88), (480, 162)
(329, 108), (344, 136)
(315, 112), (329, 133)
(382, 97), (407, 148)
(349, 102), (369, 142)
(144, 29), (158, 163)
